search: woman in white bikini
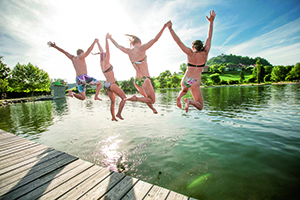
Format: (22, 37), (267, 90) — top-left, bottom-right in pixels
(107, 22), (169, 114)
(167, 10), (216, 112)
(94, 33), (127, 121)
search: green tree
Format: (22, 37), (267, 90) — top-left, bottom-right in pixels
(286, 63), (300, 81)
(271, 65), (288, 82)
(201, 75), (208, 85)
(169, 75), (181, 88)
(120, 77), (136, 92)
(0, 56), (11, 80)
(180, 63), (187, 74)
(0, 56), (11, 92)
(264, 66), (273, 75)
(10, 62), (50, 95)
(219, 65), (226, 73)
(253, 59), (265, 83)
(239, 71), (245, 83)
(210, 73), (221, 84)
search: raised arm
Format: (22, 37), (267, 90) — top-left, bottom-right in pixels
(81, 39), (98, 58)
(107, 35), (130, 54)
(96, 40), (104, 53)
(105, 33), (110, 62)
(48, 41), (74, 60)
(203, 10), (216, 53)
(140, 22), (168, 51)
(167, 22), (193, 55)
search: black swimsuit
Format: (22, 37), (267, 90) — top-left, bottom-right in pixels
(103, 65), (113, 73)
(187, 63), (205, 68)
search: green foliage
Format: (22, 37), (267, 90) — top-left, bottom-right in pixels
(200, 75), (208, 85)
(219, 79), (228, 85)
(239, 71), (245, 80)
(218, 65), (226, 73)
(0, 56), (11, 80)
(286, 63), (300, 81)
(271, 65), (288, 82)
(0, 79), (9, 92)
(264, 74), (271, 82)
(247, 76), (256, 83)
(10, 62), (51, 94)
(255, 59), (265, 83)
(207, 54), (272, 66)
(120, 77), (136, 92)
(168, 75), (181, 88)
(180, 63), (187, 74)
(264, 66), (273, 75)
(210, 73), (221, 84)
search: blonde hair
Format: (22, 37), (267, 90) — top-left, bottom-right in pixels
(126, 34), (141, 46)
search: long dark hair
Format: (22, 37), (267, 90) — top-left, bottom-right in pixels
(192, 40), (204, 52)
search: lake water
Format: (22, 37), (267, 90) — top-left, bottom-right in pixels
(1, 84), (300, 199)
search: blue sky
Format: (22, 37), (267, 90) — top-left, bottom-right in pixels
(0, 0), (299, 83)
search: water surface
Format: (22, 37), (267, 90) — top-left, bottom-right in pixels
(1, 84), (299, 199)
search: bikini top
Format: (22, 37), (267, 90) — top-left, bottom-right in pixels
(132, 55), (147, 65)
(187, 63), (205, 68)
(103, 65), (113, 73)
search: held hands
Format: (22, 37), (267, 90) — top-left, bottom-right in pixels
(94, 38), (99, 43)
(166, 20), (172, 30)
(206, 10), (216, 22)
(47, 41), (56, 48)
(106, 33), (112, 39)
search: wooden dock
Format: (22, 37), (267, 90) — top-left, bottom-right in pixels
(0, 130), (194, 200)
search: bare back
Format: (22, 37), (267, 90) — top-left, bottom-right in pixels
(127, 47), (150, 77)
(185, 50), (208, 80)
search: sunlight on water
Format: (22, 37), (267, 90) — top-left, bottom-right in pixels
(1, 84), (300, 199)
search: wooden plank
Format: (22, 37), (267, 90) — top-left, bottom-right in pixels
(0, 159), (86, 200)
(0, 132), (15, 139)
(0, 135), (25, 145)
(79, 171), (125, 200)
(143, 185), (170, 200)
(0, 148), (61, 176)
(0, 143), (40, 159)
(16, 160), (92, 200)
(121, 180), (153, 200)
(38, 164), (103, 200)
(166, 191), (189, 200)
(0, 146), (50, 168)
(0, 140), (35, 152)
(0, 143), (44, 161)
(0, 152), (77, 191)
(99, 175), (139, 200)
(0, 138), (31, 150)
(60, 167), (112, 199)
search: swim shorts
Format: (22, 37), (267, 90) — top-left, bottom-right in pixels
(76, 74), (99, 93)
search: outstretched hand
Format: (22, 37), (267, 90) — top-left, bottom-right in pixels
(206, 10), (216, 22)
(106, 33), (111, 39)
(166, 20), (172, 29)
(47, 41), (56, 47)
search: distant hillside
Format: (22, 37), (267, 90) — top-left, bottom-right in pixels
(207, 54), (272, 66)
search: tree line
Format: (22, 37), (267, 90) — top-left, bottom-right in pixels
(1, 54), (300, 97)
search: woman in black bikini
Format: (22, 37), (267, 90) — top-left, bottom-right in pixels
(107, 22), (169, 114)
(167, 10), (216, 112)
(95, 33), (127, 121)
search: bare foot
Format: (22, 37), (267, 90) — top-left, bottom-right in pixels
(112, 117), (118, 121)
(184, 98), (190, 113)
(125, 95), (138, 101)
(152, 108), (158, 114)
(176, 97), (182, 108)
(116, 114), (124, 120)
(94, 96), (102, 101)
(68, 90), (74, 98)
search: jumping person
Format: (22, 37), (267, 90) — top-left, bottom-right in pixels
(167, 10), (216, 112)
(107, 22), (170, 114)
(93, 34), (127, 121)
(48, 39), (102, 101)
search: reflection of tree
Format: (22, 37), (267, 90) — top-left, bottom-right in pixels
(52, 98), (68, 119)
(204, 85), (272, 117)
(0, 105), (14, 131)
(9, 101), (54, 139)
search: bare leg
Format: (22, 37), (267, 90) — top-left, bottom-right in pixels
(184, 98), (190, 113)
(134, 79), (157, 114)
(111, 84), (126, 120)
(72, 91), (86, 101)
(177, 81), (189, 109)
(68, 90), (74, 98)
(94, 82), (102, 101)
(107, 90), (118, 121)
(188, 84), (204, 111)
